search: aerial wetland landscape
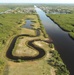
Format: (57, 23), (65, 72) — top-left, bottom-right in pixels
(0, 3), (74, 75)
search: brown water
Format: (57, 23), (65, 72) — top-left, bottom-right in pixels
(35, 6), (74, 75)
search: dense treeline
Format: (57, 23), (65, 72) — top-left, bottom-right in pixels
(47, 14), (74, 39)
(0, 13), (25, 50)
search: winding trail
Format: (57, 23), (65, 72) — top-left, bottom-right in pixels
(6, 29), (49, 62)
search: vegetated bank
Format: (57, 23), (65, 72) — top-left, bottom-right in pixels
(47, 14), (74, 39)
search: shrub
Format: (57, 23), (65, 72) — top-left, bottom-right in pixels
(48, 50), (70, 75)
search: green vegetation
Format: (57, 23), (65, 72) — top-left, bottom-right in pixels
(0, 13), (25, 74)
(49, 43), (54, 48)
(0, 5), (69, 75)
(0, 13), (25, 50)
(69, 32), (74, 39)
(0, 59), (5, 75)
(47, 14), (74, 39)
(0, 6), (9, 12)
(3, 14), (52, 75)
(48, 45), (70, 75)
(37, 15), (49, 38)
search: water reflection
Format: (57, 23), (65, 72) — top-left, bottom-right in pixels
(35, 6), (74, 75)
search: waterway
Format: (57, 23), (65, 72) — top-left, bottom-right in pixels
(35, 6), (74, 75)
(22, 20), (33, 29)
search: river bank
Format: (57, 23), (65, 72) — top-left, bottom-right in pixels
(47, 14), (74, 40)
(35, 6), (70, 75)
(2, 14), (56, 75)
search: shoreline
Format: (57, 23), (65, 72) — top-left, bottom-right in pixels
(47, 15), (74, 40)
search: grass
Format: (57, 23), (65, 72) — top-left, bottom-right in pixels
(36, 14), (49, 38)
(0, 59), (5, 75)
(0, 13), (25, 50)
(47, 14), (74, 39)
(0, 12), (69, 75)
(48, 48), (70, 75)
(0, 13), (26, 74)
(5, 40), (53, 75)
(5, 60), (51, 75)
(12, 29), (38, 57)
(5, 14), (56, 75)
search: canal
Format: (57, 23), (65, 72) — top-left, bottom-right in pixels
(35, 6), (74, 75)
